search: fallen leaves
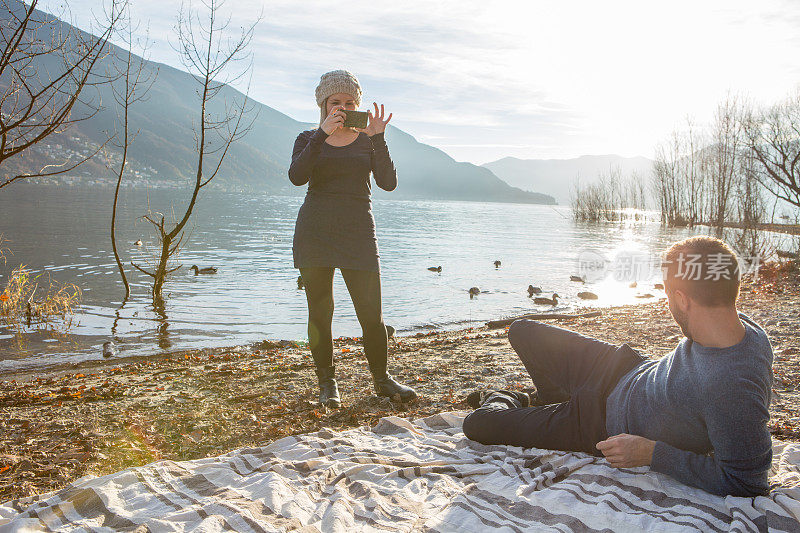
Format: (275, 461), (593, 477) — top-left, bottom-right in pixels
(771, 421), (800, 440)
(183, 430), (204, 444)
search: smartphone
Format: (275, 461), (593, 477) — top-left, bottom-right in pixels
(342, 110), (368, 129)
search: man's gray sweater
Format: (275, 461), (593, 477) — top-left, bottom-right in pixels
(606, 313), (773, 496)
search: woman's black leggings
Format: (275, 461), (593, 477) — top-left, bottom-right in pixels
(299, 267), (388, 375)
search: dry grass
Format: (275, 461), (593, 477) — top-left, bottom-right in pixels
(0, 236), (81, 335)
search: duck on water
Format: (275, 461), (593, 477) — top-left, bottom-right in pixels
(190, 265), (218, 275)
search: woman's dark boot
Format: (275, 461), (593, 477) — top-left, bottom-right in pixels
(315, 366), (341, 408)
(372, 371), (417, 402)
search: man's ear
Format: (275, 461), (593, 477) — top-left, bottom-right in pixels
(673, 287), (691, 313)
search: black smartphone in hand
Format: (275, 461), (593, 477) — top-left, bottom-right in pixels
(342, 110), (368, 129)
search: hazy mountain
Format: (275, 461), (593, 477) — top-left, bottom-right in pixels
(371, 128), (555, 203)
(482, 155), (654, 205)
(0, 2), (555, 205)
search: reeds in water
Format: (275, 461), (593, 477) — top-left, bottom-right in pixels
(0, 238), (81, 334)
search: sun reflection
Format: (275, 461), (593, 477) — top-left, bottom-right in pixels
(573, 227), (667, 307)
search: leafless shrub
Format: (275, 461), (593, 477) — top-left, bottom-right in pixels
(571, 166), (648, 222)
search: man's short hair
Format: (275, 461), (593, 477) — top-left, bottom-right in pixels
(663, 236), (740, 307)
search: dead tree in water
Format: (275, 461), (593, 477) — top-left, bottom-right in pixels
(707, 96), (744, 230)
(730, 147), (772, 261)
(652, 132), (687, 226)
(653, 91), (800, 230)
(0, 0), (125, 189)
(653, 103), (748, 230)
(626, 170), (647, 213)
(742, 90), (800, 210)
(107, 9), (157, 299)
(680, 117), (706, 226)
(131, 0), (258, 306)
(571, 166), (647, 222)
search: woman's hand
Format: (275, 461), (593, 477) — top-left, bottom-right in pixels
(321, 105), (345, 135)
(363, 102), (392, 136)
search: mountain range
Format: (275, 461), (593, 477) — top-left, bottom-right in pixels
(482, 155), (655, 205)
(0, 2), (555, 205)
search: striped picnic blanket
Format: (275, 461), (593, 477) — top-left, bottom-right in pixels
(2, 411), (800, 532)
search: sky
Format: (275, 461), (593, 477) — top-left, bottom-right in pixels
(40, 0), (800, 164)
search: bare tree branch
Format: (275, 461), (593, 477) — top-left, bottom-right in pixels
(130, 261), (155, 277)
(742, 90), (800, 209)
(136, 0), (259, 304)
(0, 0), (126, 188)
(107, 4), (158, 300)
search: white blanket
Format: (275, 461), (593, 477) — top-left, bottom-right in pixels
(2, 411), (800, 532)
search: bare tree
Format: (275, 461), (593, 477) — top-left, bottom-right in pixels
(571, 166), (648, 222)
(652, 144), (669, 224)
(653, 132), (688, 226)
(742, 89), (800, 209)
(736, 148), (767, 228)
(627, 170), (647, 212)
(653, 92), (800, 231)
(0, 0), (125, 189)
(727, 146), (772, 260)
(680, 117), (706, 226)
(653, 121), (716, 228)
(707, 95), (743, 229)
(131, 0), (258, 306)
(106, 8), (157, 299)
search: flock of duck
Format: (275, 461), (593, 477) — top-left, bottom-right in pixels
(134, 238), (667, 302)
(425, 261), (665, 305)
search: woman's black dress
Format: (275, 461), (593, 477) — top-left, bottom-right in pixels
(289, 128), (397, 272)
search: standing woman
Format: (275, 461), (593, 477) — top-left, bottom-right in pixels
(289, 70), (416, 408)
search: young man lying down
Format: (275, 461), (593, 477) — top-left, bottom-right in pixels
(464, 236), (773, 497)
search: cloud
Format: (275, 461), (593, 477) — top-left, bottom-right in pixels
(35, 0), (800, 163)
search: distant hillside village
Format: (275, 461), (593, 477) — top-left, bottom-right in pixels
(30, 137), (166, 187)
(23, 136), (245, 190)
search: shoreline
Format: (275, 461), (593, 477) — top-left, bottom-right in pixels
(1, 265), (799, 502)
(0, 299), (648, 379)
(715, 220), (800, 236)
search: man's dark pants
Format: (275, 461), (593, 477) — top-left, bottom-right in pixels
(462, 319), (648, 456)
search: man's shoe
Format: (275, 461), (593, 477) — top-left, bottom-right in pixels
(522, 387), (546, 406)
(372, 372), (417, 402)
(315, 366), (341, 408)
(524, 385), (570, 405)
(466, 389), (532, 409)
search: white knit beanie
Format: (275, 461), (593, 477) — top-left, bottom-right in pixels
(315, 70), (362, 109)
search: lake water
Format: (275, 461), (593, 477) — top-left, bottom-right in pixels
(0, 184), (786, 372)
